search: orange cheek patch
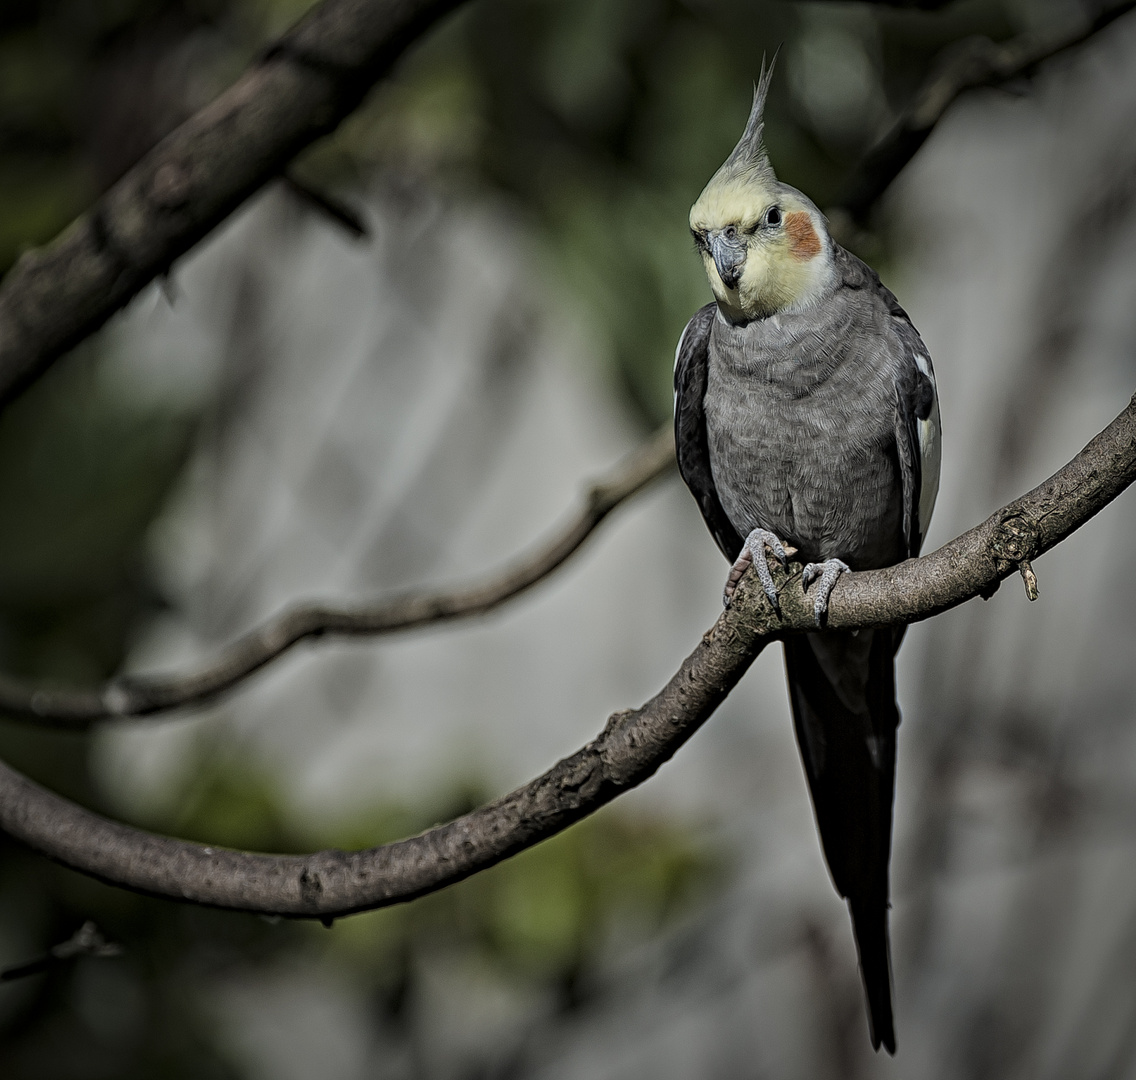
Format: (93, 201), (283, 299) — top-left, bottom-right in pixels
(785, 211), (822, 260)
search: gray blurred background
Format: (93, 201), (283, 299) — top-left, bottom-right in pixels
(1, 1), (1136, 1077)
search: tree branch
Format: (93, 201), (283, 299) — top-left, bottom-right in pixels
(0, 425), (676, 729)
(836, 1), (1136, 223)
(1, 393), (1132, 920)
(0, 0), (465, 409)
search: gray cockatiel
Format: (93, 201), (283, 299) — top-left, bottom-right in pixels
(674, 63), (940, 1054)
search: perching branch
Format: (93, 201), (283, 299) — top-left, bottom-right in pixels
(0, 426), (675, 729)
(0, 0), (465, 409)
(836, 1), (1136, 222)
(1, 392), (1132, 920)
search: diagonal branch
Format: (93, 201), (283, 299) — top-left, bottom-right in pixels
(836, 1), (1136, 222)
(1, 392), (1132, 920)
(0, 426), (676, 729)
(0, 0), (466, 409)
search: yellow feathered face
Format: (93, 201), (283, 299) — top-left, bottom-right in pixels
(689, 174), (830, 321)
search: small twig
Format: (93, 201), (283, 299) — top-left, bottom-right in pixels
(1020, 560), (1039, 601)
(0, 425), (676, 729)
(0, 391), (1132, 920)
(282, 172), (369, 239)
(0, 922), (121, 983)
(835, 1), (1136, 223)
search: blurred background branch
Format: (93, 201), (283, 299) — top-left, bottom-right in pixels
(0, 0), (465, 410)
(0, 0), (1122, 426)
(0, 424), (674, 727)
(836, 0), (1136, 223)
(0, 922), (120, 983)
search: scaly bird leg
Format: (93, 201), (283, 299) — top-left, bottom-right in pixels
(725, 528), (795, 611)
(801, 559), (851, 627)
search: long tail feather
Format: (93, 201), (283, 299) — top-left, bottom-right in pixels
(850, 896), (896, 1053)
(784, 630), (900, 1054)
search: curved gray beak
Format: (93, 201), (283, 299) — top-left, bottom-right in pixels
(711, 231), (747, 290)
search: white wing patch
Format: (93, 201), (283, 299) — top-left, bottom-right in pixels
(914, 352), (941, 535)
(673, 316), (696, 413)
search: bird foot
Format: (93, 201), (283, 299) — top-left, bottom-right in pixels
(801, 559), (851, 627)
(725, 528), (797, 611)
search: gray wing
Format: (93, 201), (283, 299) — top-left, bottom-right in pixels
(674, 303), (744, 561)
(840, 250), (941, 558)
(886, 297), (940, 558)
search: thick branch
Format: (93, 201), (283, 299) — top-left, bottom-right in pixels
(1, 393), (1133, 919)
(0, 426), (675, 728)
(0, 0), (464, 408)
(837, 1), (1136, 222)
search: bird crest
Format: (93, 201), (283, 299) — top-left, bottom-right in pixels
(716, 55), (778, 187)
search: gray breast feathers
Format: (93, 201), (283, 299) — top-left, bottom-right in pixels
(691, 248), (939, 567)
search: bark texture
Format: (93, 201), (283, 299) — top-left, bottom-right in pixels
(0, 426), (675, 726)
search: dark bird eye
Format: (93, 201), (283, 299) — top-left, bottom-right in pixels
(765, 206), (782, 227)
(724, 225), (737, 240)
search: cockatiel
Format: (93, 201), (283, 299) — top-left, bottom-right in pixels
(674, 62), (940, 1054)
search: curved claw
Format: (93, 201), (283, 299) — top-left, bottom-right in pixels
(724, 528), (794, 612)
(801, 559), (851, 627)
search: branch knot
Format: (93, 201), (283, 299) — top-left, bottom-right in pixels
(989, 511), (1041, 574)
(150, 161), (193, 210)
(555, 753), (604, 804)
